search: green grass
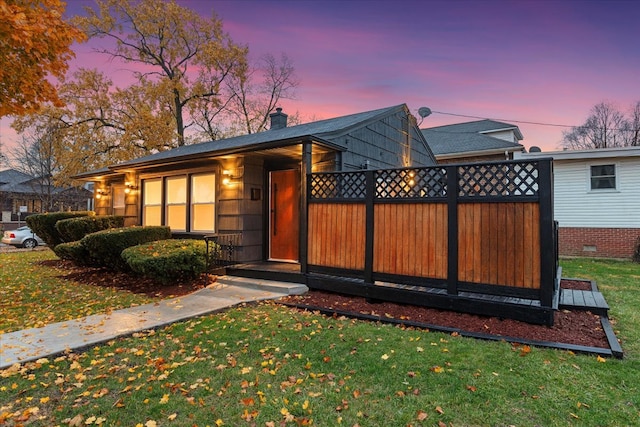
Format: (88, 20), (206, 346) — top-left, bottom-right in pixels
(1, 255), (639, 426)
(0, 250), (156, 333)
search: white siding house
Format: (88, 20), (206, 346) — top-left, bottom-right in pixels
(515, 147), (640, 259)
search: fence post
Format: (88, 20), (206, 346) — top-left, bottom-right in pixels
(538, 158), (555, 307)
(446, 165), (459, 295)
(364, 170), (375, 285)
(300, 142), (312, 275)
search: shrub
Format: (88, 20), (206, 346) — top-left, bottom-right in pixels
(53, 241), (95, 266)
(26, 211), (94, 248)
(122, 239), (209, 284)
(55, 215), (125, 243)
(80, 226), (171, 271)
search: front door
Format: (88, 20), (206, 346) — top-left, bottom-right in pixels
(269, 169), (300, 261)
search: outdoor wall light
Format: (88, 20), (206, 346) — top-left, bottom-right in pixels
(95, 188), (109, 199)
(222, 169), (242, 185)
(124, 182), (138, 194)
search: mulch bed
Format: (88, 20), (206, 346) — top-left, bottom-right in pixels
(279, 285), (610, 349)
(40, 259), (613, 352)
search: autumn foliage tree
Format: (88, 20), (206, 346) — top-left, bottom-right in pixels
(73, 0), (248, 146)
(0, 0), (85, 116)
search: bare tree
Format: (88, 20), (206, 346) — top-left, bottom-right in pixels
(9, 125), (59, 211)
(628, 101), (640, 146)
(562, 102), (631, 149)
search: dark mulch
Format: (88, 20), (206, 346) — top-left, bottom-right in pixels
(39, 259), (610, 350)
(38, 259), (209, 298)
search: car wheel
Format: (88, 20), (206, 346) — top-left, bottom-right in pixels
(23, 238), (38, 249)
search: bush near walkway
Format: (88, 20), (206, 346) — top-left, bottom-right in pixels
(122, 239), (208, 284)
(55, 215), (124, 243)
(81, 226), (171, 271)
(26, 211), (94, 248)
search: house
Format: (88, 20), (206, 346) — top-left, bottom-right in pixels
(74, 104), (436, 263)
(1, 169), (92, 227)
(75, 104), (566, 325)
(515, 146), (640, 259)
(422, 119), (525, 163)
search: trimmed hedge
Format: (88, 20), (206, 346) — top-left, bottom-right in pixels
(26, 211), (94, 248)
(55, 215), (125, 243)
(122, 239), (209, 284)
(81, 226), (171, 271)
(54, 241), (94, 266)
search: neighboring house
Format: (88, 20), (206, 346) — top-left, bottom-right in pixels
(75, 104), (436, 263)
(515, 146), (640, 259)
(0, 169), (92, 226)
(422, 119), (524, 163)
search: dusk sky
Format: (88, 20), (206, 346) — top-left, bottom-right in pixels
(2, 0), (640, 157)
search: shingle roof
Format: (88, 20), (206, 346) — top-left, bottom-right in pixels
(421, 119), (523, 156)
(0, 169), (33, 187)
(426, 119), (524, 139)
(114, 105), (406, 169)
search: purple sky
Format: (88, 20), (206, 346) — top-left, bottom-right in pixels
(2, 0), (639, 158)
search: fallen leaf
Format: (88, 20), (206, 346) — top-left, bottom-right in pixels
(435, 406), (444, 415)
(416, 410), (428, 421)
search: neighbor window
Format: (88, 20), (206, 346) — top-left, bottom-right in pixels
(590, 164), (616, 190)
(166, 176), (187, 231)
(143, 178), (162, 226)
(191, 173), (216, 232)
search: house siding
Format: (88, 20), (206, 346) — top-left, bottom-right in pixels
(515, 148), (640, 259)
(553, 158), (640, 228)
(336, 114), (434, 171)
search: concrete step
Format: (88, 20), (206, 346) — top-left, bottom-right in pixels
(216, 275), (308, 296)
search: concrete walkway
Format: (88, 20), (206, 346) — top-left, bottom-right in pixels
(0, 276), (307, 369)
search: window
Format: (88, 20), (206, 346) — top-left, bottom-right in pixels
(166, 176), (187, 231)
(143, 179), (162, 226)
(112, 185), (125, 216)
(590, 164), (616, 190)
(191, 173), (216, 232)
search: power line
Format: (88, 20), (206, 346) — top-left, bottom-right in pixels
(430, 110), (576, 129)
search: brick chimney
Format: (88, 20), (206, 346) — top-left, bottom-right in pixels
(269, 107), (288, 130)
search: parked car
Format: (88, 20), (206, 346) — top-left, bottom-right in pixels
(2, 226), (46, 248)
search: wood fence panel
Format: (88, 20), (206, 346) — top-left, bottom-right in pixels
(308, 203), (365, 270)
(457, 202), (540, 289)
(373, 203), (447, 279)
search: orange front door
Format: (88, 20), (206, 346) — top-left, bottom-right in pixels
(269, 169), (300, 261)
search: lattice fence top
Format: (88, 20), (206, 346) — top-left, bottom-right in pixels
(375, 167), (447, 199)
(310, 160), (543, 201)
(458, 162), (539, 197)
(310, 172), (367, 200)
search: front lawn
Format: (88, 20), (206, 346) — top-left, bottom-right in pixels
(0, 250), (157, 333)
(0, 255), (639, 426)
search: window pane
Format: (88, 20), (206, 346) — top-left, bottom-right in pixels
(192, 174), (215, 203)
(590, 164), (616, 190)
(144, 206), (162, 226)
(167, 205), (186, 231)
(166, 176), (186, 203)
(113, 186), (125, 209)
(192, 204), (215, 232)
(144, 179), (162, 204)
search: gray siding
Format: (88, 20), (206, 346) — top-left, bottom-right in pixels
(331, 112), (435, 171)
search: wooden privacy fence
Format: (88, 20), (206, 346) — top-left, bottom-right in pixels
(305, 158), (558, 325)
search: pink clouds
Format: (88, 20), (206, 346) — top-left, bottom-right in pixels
(3, 0), (640, 159)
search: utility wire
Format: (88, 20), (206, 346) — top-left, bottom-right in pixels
(430, 110), (576, 129)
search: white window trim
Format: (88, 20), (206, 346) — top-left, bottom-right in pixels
(586, 162), (619, 193)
